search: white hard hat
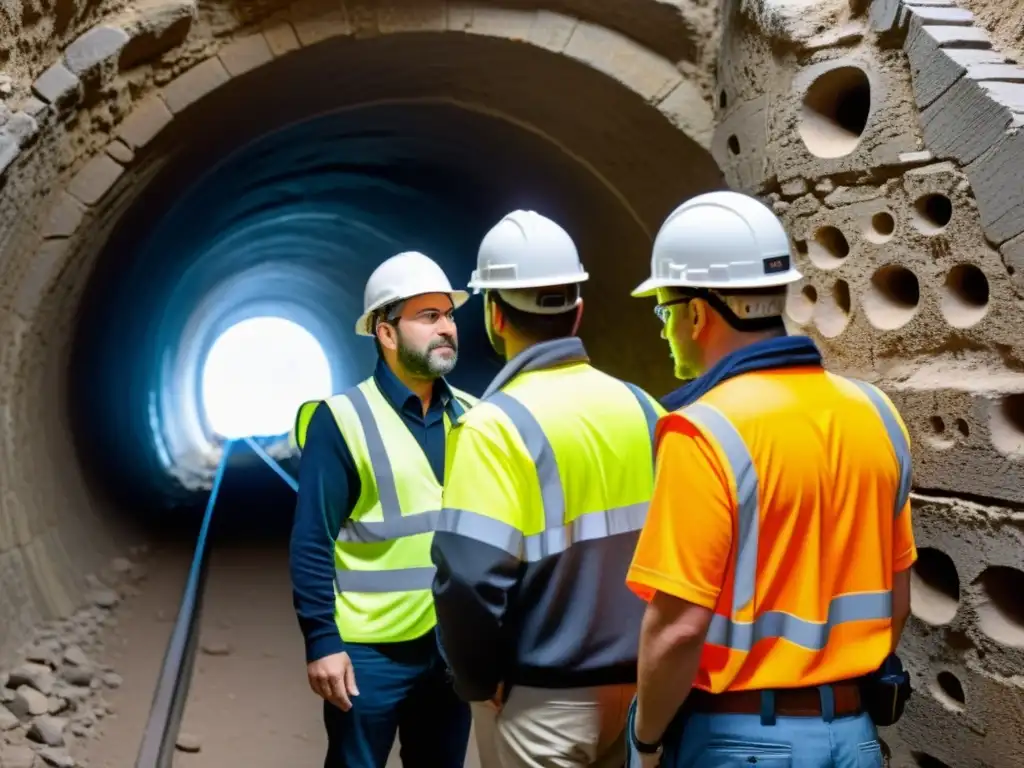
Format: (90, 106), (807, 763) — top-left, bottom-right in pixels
(468, 210), (588, 293)
(631, 191), (802, 297)
(355, 251), (469, 337)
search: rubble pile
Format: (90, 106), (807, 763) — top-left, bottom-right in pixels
(0, 555), (146, 768)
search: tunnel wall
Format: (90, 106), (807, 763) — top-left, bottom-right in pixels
(713, 0), (1024, 764)
(0, 0), (722, 665)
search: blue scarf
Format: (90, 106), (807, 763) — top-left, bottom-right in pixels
(661, 335), (823, 411)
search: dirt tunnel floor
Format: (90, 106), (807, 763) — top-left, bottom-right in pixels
(81, 542), (481, 768)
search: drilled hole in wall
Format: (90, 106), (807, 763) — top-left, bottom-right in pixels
(925, 413), (954, 448)
(955, 418), (970, 438)
(941, 264), (989, 328)
(910, 547), (960, 626)
(816, 279), (851, 338)
(727, 135), (740, 155)
(719, 89), (728, 109)
(794, 239), (808, 256)
(989, 394), (1024, 455)
(799, 65), (871, 159)
(975, 566), (1024, 648)
(862, 265), (920, 330)
(786, 283), (817, 325)
(865, 210), (895, 243)
(912, 193), (953, 234)
(932, 671), (966, 713)
(807, 226), (849, 269)
(913, 752), (953, 768)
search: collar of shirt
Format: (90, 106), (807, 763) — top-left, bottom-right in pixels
(373, 357), (454, 424)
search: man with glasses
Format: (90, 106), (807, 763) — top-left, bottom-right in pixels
(623, 191), (915, 767)
(289, 251), (476, 767)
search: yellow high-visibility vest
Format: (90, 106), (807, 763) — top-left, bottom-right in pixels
(293, 377), (478, 643)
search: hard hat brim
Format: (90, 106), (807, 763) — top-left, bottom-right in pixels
(467, 272), (589, 294)
(355, 290), (471, 337)
(631, 270), (803, 298)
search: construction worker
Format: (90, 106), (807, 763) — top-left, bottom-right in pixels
(429, 210), (666, 768)
(289, 251), (476, 768)
(623, 191), (916, 766)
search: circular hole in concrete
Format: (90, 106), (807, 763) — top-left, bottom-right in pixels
(719, 89), (728, 110)
(862, 265), (920, 330)
(807, 226), (849, 269)
(786, 283), (817, 324)
(816, 279), (852, 338)
(930, 416), (946, 434)
(932, 671), (965, 713)
(955, 418), (970, 437)
(799, 65), (871, 159)
(913, 752), (953, 768)
(910, 547), (960, 625)
(865, 211), (895, 243)
(941, 264), (989, 328)
(912, 193), (953, 234)
(794, 238), (809, 256)
(989, 394), (1024, 455)
(727, 135), (740, 155)
(975, 566), (1024, 648)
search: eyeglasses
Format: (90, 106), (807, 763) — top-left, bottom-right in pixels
(653, 298), (690, 324)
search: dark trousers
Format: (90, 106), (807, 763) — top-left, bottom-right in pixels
(323, 633), (471, 768)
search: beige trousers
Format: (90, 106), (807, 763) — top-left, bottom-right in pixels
(472, 684), (635, 768)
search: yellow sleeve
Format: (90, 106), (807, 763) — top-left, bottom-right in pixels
(442, 418), (527, 529)
(627, 413), (734, 609)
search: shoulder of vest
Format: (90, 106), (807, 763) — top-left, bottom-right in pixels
(449, 385), (480, 406)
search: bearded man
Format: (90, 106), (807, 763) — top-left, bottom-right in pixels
(289, 251), (477, 768)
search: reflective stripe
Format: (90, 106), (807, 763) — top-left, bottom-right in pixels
(681, 394), (902, 652)
(849, 380), (913, 517)
(344, 387), (401, 525)
(705, 590), (893, 652)
(338, 386), (451, 545)
(335, 566), (436, 593)
(623, 382), (660, 450)
(487, 391), (566, 531)
(683, 403), (759, 614)
(435, 501), (649, 562)
(336, 512), (439, 543)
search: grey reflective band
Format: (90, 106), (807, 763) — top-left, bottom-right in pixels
(442, 381), (658, 560)
(848, 379), (913, 517)
(344, 387), (402, 526)
(335, 566), (436, 593)
(487, 391), (566, 531)
(705, 590), (893, 651)
(683, 403), (759, 615)
(333, 386), (449, 590)
(622, 382), (660, 449)
(436, 501), (649, 562)
(681, 389), (911, 652)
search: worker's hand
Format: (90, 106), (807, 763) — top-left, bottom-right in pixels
(484, 682), (505, 714)
(307, 652), (359, 711)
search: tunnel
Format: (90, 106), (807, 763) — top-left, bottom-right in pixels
(4, 0), (1024, 766)
(0, 4), (723, 672)
(66, 29), (723, 518)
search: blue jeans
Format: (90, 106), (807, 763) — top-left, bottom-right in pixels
(665, 709), (884, 767)
(322, 635), (471, 768)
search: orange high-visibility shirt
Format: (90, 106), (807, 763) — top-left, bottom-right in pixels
(627, 367), (917, 693)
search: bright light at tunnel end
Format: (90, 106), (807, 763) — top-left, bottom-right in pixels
(201, 316), (332, 440)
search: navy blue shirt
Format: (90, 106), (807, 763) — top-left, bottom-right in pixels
(289, 359), (459, 662)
